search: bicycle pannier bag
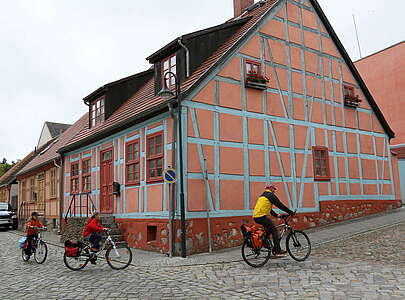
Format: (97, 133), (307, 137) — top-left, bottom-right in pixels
(64, 240), (79, 257)
(241, 224), (264, 249)
(251, 231), (263, 249)
(18, 237), (27, 249)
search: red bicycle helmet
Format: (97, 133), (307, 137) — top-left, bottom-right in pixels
(265, 184), (277, 191)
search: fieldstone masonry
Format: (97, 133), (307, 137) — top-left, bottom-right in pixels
(61, 216), (126, 246)
(61, 217), (88, 243)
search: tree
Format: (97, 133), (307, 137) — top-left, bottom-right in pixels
(0, 158), (16, 177)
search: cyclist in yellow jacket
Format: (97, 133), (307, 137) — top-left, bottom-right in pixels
(253, 184), (294, 256)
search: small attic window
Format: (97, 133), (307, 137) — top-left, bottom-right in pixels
(90, 97), (105, 128)
(343, 85), (355, 98)
(343, 85), (361, 108)
(245, 60), (261, 76)
(162, 54), (176, 88)
(244, 59), (268, 90)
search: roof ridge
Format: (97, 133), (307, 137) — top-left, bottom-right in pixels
(354, 40), (405, 63)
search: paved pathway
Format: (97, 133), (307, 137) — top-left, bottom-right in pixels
(0, 207), (404, 299)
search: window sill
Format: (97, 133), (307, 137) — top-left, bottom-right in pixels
(125, 182), (140, 187)
(146, 177), (163, 184)
(314, 177), (331, 182)
(49, 196), (57, 200)
(343, 97), (361, 108)
(245, 80), (268, 90)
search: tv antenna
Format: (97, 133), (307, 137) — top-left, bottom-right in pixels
(352, 14), (362, 59)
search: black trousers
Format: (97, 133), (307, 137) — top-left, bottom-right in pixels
(85, 233), (102, 250)
(253, 216), (281, 252)
(25, 233), (38, 255)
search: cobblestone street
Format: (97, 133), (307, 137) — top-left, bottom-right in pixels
(1, 219), (404, 299)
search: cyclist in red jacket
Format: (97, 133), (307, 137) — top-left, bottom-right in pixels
(82, 211), (107, 252)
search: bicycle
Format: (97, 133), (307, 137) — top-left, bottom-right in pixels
(21, 226), (48, 264)
(63, 229), (133, 271)
(241, 214), (311, 267)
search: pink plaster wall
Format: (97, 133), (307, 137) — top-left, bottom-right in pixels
(355, 42), (405, 145)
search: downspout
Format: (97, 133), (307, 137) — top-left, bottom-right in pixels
(168, 103), (177, 257)
(178, 38), (190, 77)
(84, 100), (90, 128)
(176, 39), (188, 257)
(55, 156), (64, 234)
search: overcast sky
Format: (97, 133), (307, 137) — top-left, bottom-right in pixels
(1, 0), (403, 162)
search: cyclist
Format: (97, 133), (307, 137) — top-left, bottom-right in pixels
(83, 211), (107, 254)
(25, 211), (45, 256)
(253, 184), (294, 257)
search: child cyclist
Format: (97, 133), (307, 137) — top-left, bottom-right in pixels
(82, 211), (108, 253)
(25, 211), (46, 256)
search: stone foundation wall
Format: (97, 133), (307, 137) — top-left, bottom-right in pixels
(60, 217), (87, 243)
(116, 218), (170, 253)
(117, 199), (402, 255)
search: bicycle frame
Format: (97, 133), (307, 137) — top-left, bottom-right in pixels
(276, 218), (293, 240)
(30, 227), (46, 251)
(83, 231), (121, 257)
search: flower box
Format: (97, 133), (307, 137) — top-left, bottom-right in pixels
(245, 72), (268, 90)
(344, 95), (361, 108)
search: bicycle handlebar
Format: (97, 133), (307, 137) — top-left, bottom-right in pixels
(28, 226), (47, 230)
(279, 210), (297, 219)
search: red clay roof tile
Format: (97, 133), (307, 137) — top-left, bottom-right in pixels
(17, 113), (89, 176)
(61, 1), (278, 152)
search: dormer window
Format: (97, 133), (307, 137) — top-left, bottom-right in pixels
(162, 54), (176, 88)
(90, 97), (105, 127)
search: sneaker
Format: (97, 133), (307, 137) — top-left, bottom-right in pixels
(89, 258), (97, 265)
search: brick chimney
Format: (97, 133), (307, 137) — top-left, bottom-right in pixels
(233, 0), (254, 17)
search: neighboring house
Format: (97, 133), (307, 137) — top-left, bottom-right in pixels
(16, 117), (86, 231)
(0, 141), (54, 212)
(37, 121), (71, 148)
(355, 41), (405, 205)
(58, 0), (401, 255)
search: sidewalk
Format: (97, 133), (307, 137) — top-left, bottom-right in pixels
(18, 206), (405, 267)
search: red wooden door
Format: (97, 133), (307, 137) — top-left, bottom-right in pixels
(100, 148), (113, 213)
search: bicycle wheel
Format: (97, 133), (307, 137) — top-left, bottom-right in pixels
(63, 252), (89, 271)
(21, 249), (30, 262)
(106, 245), (132, 270)
(34, 241), (48, 264)
(286, 230), (311, 261)
(241, 238), (271, 268)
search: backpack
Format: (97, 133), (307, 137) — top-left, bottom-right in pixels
(64, 240), (83, 257)
(240, 224), (264, 249)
